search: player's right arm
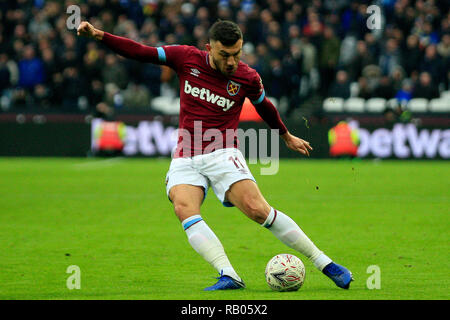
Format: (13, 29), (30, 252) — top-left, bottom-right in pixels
(76, 21), (186, 68)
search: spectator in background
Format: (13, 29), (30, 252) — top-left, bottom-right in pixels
(122, 82), (151, 111)
(87, 79), (105, 108)
(283, 43), (303, 116)
(390, 66), (406, 93)
(356, 77), (373, 100)
(341, 2), (366, 38)
(265, 59), (284, 101)
(418, 21), (440, 47)
(138, 62), (162, 97)
(41, 48), (59, 85)
(348, 40), (376, 81)
(379, 38), (401, 76)
(437, 33), (450, 59)
(413, 71), (439, 99)
(281, 9), (300, 39)
(338, 34), (357, 68)
(18, 45), (45, 90)
(81, 43), (103, 82)
(420, 44), (443, 85)
(395, 79), (413, 107)
(13, 24), (30, 46)
(99, 10), (116, 34)
(93, 101), (113, 120)
(266, 35), (285, 61)
(28, 11), (52, 38)
(445, 70), (450, 91)
(32, 83), (51, 109)
(319, 26), (340, 96)
(0, 54), (11, 95)
(393, 1), (416, 37)
(328, 70), (351, 99)
(49, 72), (64, 106)
(438, 34), (450, 87)
(61, 66), (84, 111)
(102, 54), (128, 90)
(297, 36), (317, 95)
(374, 76), (396, 100)
(302, 11), (324, 51)
(402, 34), (422, 77)
(174, 23), (194, 45)
(364, 32), (380, 58)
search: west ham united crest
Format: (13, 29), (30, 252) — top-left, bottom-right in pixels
(227, 80), (241, 96)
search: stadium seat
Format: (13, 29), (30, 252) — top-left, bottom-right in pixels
(151, 96), (171, 113)
(344, 97), (365, 113)
(170, 98), (181, 115)
(350, 82), (359, 97)
(429, 98), (450, 113)
(266, 96), (279, 109)
(440, 90), (450, 100)
(151, 96), (180, 115)
(366, 98), (386, 113)
(406, 98), (428, 113)
(386, 98), (400, 109)
(323, 97), (344, 112)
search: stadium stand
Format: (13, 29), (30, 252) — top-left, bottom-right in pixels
(0, 0), (448, 119)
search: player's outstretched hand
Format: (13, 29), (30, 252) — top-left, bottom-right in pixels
(282, 132), (313, 157)
(77, 21), (103, 40)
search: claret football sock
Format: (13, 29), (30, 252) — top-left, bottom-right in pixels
(182, 215), (242, 282)
(262, 208), (332, 271)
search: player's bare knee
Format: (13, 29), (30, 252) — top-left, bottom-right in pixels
(173, 202), (196, 221)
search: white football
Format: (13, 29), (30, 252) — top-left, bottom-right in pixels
(265, 254), (306, 292)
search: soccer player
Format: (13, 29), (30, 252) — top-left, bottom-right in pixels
(77, 20), (353, 290)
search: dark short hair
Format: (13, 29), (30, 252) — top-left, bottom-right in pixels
(208, 20), (243, 46)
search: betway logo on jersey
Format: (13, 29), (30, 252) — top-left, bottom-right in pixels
(184, 80), (235, 111)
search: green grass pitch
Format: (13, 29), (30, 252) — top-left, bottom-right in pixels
(0, 157), (448, 300)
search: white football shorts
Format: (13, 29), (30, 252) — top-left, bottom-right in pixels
(165, 148), (256, 207)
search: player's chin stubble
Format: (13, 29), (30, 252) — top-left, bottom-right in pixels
(212, 57), (235, 77)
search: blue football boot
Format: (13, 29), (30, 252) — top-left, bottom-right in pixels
(322, 262), (354, 289)
(204, 272), (245, 291)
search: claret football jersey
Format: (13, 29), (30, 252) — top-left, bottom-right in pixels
(156, 45), (265, 157)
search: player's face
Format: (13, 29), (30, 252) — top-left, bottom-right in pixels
(207, 39), (243, 77)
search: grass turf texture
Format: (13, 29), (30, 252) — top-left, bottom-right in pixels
(0, 158), (448, 300)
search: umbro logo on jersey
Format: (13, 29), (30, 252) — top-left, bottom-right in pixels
(184, 80), (235, 111)
(190, 68), (201, 77)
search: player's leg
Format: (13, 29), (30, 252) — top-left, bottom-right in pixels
(168, 184), (244, 290)
(169, 184), (204, 222)
(225, 179), (353, 289)
(225, 179), (331, 267)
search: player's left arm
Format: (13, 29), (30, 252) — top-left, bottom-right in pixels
(249, 74), (312, 157)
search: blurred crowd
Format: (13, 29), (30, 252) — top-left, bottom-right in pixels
(0, 0), (449, 115)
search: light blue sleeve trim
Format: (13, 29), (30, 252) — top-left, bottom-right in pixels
(251, 89), (265, 105)
(156, 47), (166, 63)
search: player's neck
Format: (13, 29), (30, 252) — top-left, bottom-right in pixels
(208, 54), (217, 71)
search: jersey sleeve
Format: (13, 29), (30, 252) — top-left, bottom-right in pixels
(246, 71), (266, 105)
(157, 45), (194, 71)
